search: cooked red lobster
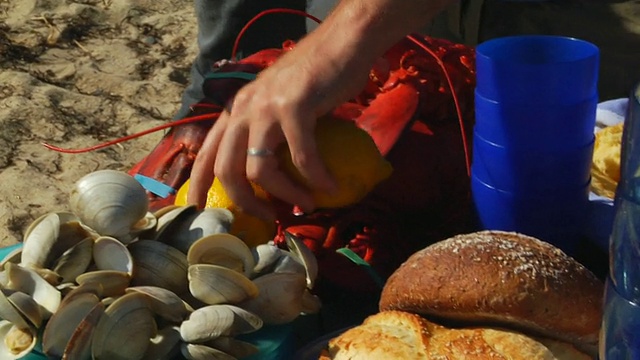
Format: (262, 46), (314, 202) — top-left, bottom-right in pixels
(46, 10), (477, 293)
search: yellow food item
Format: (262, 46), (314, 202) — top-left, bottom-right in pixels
(278, 116), (393, 208)
(591, 122), (624, 199)
(175, 178), (276, 247)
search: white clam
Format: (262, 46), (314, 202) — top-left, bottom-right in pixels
(93, 236), (134, 274)
(0, 320), (37, 359)
(284, 231), (319, 289)
(69, 170), (149, 243)
(128, 240), (188, 295)
(52, 236), (94, 283)
(187, 233), (255, 277)
(188, 264), (259, 305)
(91, 292), (157, 360)
(251, 243), (284, 275)
(125, 286), (191, 323)
(4, 262), (61, 318)
(42, 292), (102, 358)
(157, 208), (234, 253)
(240, 272), (321, 325)
(179, 304), (263, 343)
(145, 326), (182, 360)
(76, 270), (131, 298)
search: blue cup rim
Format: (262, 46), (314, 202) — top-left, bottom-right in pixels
(476, 35), (600, 66)
(473, 131), (596, 150)
(475, 88), (599, 108)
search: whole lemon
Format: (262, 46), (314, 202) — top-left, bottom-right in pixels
(175, 178), (276, 248)
(278, 115), (393, 209)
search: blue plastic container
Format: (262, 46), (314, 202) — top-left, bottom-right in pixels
(471, 175), (590, 254)
(475, 35), (600, 105)
(474, 90), (598, 148)
(471, 133), (594, 192)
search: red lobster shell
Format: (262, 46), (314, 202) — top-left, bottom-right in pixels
(126, 34), (476, 293)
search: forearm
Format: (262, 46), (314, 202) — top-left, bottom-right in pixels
(308, 0), (456, 65)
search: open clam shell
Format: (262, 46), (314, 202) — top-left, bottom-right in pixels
(4, 262), (61, 318)
(240, 272), (318, 325)
(125, 286), (191, 323)
(76, 270), (131, 298)
(187, 233), (255, 277)
(21, 212), (94, 271)
(188, 264), (258, 305)
(179, 304), (263, 343)
(69, 170), (149, 243)
(251, 243), (284, 275)
(93, 236), (134, 274)
(52, 236), (94, 284)
(91, 292), (157, 360)
(128, 240), (188, 295)
(0, 320), (37, 359)
(205, 336), (260, 359)
(0, 289), (32, 330)
(6, 291), (44, 329)
(284, 231), (319, 289)
(62, 299), (105, 360)
(156, 208), (234, 254)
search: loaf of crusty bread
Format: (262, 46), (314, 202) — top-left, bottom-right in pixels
(318, 310), (591, 360)
(378, 231), (604, 355)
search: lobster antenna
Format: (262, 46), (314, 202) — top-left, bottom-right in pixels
(405, 33), (472, 177)
(41, 106), (222, 153)
(231, 8), (322, 60)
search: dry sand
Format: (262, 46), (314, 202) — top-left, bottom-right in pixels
(0, 0), (199, 246)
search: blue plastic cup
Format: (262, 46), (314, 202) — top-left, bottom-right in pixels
(471, 133), (595, 191)
(475, 35), (600, 105)
(474, 90), (598, 148)
(471, 175), (590, 253)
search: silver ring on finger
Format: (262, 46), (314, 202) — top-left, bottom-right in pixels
(247, 147), (275, 157)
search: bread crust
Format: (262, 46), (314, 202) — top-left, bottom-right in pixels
(378, 231), (603, 353)
(319, 310), (592, 360)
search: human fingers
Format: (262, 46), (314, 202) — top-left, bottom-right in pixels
(245, 121), (315, 213)
(187, 115), (226, 208)
(281, 112), (338, 196)
(213, 117), (277, 221)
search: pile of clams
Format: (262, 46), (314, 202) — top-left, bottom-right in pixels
(0, 170), (321, 360)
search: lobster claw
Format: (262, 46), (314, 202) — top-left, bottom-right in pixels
(128, 102), (219, 211)
(341, 83), (420, 156)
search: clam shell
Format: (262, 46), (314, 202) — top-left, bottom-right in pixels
(188, 264), (258, 305)
(4, 262), (61, 318)
(179, 304), (262, 343)
(180, 343), (235, 360)
(251, 243), (284, 275)
(187, 233), (255, 277)
(42, 292), (101, 358)
(284, 231), (319, 289)
(69, 170), (149, 243)
(145, 326), (182, 360)
(205, 336), (259, 359)
(93, 236), (134, 274)
(21, 212), (93, 270)
(0, 320), (36, 359)
(52, 236), (94, 283)
(157, 208), (234, 253)
(6, 291), (43, 329)
(125, 286), (191, 323)
(76, 270), (131, 298)
(62, 300), (105, 360)
(0, 289), (31, 330)
(128, 240), (188, 295)
(91, 292), (157, 360)
(239, 272), (312, 325)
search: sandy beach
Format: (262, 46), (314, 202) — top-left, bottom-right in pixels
(0, 0), (200, 246)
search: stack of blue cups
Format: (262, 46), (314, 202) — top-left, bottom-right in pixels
(471, 35), (600, 254)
